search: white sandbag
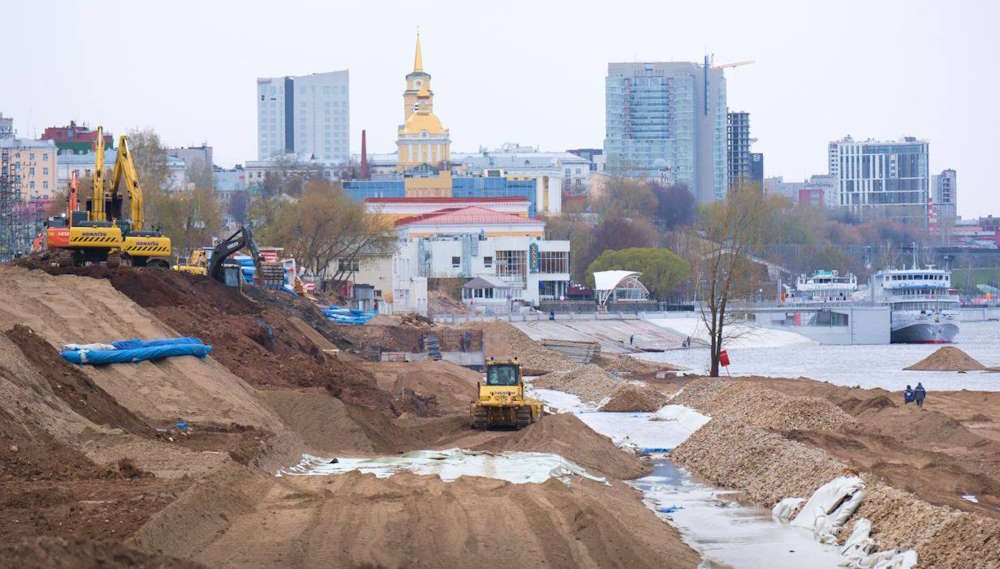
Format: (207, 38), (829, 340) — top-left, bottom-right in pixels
(62, 343), (117, 352)
(772, 497), (804, 524)
(791, 476), (865, 543)
(838, 517), (918, 569)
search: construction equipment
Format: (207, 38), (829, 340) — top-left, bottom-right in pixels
(206, 225), (285, 288)
(470, 357), (543, 430)
(172, 247), (212, 276)
(45, 127), (171, 266)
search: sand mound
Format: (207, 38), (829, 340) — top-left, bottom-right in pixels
(471, 413), (649, 479)
(134, 468), (700, 569)
(905, 347), (985, 372)
(0, 266), (282, 429)
(532, 364), (623, 403)
(463, 320), (573, 373)
(363, 360), (481, 415)
(601, 384), (668, 412)
(0, 537), (207, 569)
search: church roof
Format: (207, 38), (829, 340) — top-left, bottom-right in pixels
(400, 111), (445, 135)
(413, 32), (423, 73)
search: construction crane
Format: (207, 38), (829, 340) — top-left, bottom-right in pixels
(711, 59), (754, 70)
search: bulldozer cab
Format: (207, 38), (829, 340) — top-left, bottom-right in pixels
(486, 363), (520, 386)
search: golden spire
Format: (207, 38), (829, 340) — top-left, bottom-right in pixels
(413, 31), (423, 73)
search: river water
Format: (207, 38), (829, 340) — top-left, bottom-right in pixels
(640, 320), (1000, 392)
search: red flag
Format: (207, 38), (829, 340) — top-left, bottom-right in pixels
(719, 349), (731, 367)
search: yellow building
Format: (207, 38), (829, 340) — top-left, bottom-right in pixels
(396, 33), (451, 181)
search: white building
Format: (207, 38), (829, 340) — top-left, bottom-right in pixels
(452, 144), (591, 197)
(346, 205), (571, 314)
(257, 70), (349, 164)
(828, 135), (929, 223)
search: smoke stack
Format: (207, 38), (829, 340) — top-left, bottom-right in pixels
(360, 129), (369, 180)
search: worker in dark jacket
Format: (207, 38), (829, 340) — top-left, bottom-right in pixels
(914, 383), (927, 408)
(904, 385), (914, 404)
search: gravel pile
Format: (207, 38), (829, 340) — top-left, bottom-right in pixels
(668, 378), (731, 409)
(596, 354), (682, 376)
(465, 321), (573, 373)
(600, 384), (669, 412)
(850, 480), (1000, 569)
(674, 381), (855, 432)
(671, 417), (851, 506)
(532, 364), (623, 403)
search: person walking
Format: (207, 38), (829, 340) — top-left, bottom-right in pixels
(629, 334), (634, 346)
(914, 382), (927, 409)
(904, 385), (914, 405)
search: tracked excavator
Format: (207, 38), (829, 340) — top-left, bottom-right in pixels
(45, 126), (171, 266)
(471, 357), (543, 429)
(207, 226), (285, 288)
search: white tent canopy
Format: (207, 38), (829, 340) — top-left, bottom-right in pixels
(592, 270), (649, 308)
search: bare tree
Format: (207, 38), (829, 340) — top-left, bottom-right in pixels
(696, 187), (775, 376)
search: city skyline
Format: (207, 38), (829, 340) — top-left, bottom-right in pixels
(4, 0), (995, 217)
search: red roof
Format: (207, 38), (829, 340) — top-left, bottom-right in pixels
(365, 196), (529, 204)
(395, 206), (543, 227)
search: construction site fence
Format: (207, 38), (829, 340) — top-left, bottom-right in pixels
(433, 310), (698, 325)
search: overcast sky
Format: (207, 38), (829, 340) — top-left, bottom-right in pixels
(5, 0), (996, 217)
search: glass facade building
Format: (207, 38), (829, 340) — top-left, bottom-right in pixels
(829, 136), (930, 224)
(604, 61), (727, 203)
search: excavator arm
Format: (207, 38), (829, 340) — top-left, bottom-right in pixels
(90, 127), (106, 222)
(208, 226), (261, 283)
(109, 135), (145, 231)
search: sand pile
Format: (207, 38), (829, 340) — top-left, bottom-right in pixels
(532, 364), (622, 403)
(463, 320), (573, 373)
(0, 537), (207, 569)
(134, 468), (700, 569)
(905, 346), (985, 372)
(600, 384), (669, 412)
(363, 360), (480, 415)
(471, 413), (649, 479)
(668, 377), (731, 409)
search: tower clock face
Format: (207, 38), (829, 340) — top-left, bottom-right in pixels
(416, 80), (422, 88)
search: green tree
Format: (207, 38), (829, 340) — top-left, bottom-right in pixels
(145, 185), (222, 254)
(586, 247), (691, 299)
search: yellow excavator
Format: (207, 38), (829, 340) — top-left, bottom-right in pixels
(172, 248), (212, 276)
(470, 357), (543, 429)
(48, 126), (171, 266)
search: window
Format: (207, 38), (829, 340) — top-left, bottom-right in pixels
(495, 250), (526, 279)
(42, 153), (48, 161)
(451, 256), (461, 268)
(43, 181), (49, 189)
(538, 251), (569, 274)
(338, 259), (360, 273)
(42, 167), (48, 175)
(29, 167), (35, 176)
(483, 256), (493, 268)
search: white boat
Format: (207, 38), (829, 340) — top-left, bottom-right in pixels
(871, 266), (960, 344)
(792, 270), (858, 302)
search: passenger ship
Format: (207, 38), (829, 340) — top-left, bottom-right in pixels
(792, 270), (858, 302)
(871, 267), (960, 344)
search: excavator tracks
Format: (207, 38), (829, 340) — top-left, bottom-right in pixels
(515, 406), (533, 429)
(472, 407), (489, 430)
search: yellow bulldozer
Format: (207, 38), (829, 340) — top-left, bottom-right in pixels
(470, 357), (543, 429)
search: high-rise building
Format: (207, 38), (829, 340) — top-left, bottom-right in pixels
(829, 136), (929, 224)
(749, 152), (764, 189)
(932, 169), (957, 226)
(604, 59), (728, 203)
(727, 111), (751, 190)
(256, 70), (349, 163)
